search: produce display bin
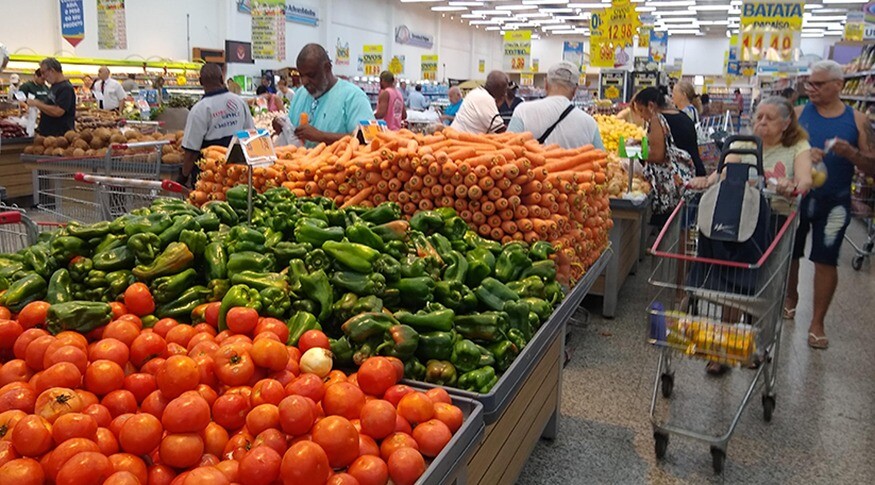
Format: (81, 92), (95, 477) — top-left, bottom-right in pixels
(409, 392), (485, 485)
(1, 138), (34, 200)
(404, 248), (611, 424)
(591, 197), (650, 317)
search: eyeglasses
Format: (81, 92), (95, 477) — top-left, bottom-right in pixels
(805, 79), (840, 90)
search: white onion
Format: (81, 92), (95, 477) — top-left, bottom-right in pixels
(299, 348), (333, 378)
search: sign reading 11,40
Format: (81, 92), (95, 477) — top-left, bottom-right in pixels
(739, 0), (804, 62)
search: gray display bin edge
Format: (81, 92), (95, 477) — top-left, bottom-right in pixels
(403, 248), (611, 424)
(409, 391), (485, 485)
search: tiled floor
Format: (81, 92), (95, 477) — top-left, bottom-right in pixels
(517, 221), (875, 484)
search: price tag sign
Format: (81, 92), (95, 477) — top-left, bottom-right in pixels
(363, 45), (383, 77)
(234, 128), (277, 167)
(740, 1), (803, 62)
(356, 120), (388, 144)
(503, 31), (531, 72)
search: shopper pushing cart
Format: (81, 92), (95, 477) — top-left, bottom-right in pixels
(645, 136), (799, 473)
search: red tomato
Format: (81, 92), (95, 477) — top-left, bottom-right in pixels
(12, 328), (48, 361)
(277, 395), (316, 437)
(328, 472), (362, 485)
(211, 392), (251, 431)
(347, 454), (389, 485)
(250, 339), (290, 372)
(35, 362), (82, 393)
(156, 355), (200, 399)
(358, 434), (380, 457)
(425, 388), (452, 405)
(102, 320), (140, 348)
(55, 450), (113, 485)
(165, 324), (197, 348)
(203, 302), (221, 329)
(108, 454), (148, 483)
(311, 415), (360, 469)
(432, 402), (464, 433)
(387, 447), (426, 485)
(147, 464), (177, 485)
(0, 440), (20, 468)
(101, 390), (138, 417)
(357, 358), (399, 397)
(379, 433), (419, 462)
(88, 338), (130, 367)
(280, 441), (331, 485)
(51, 412), (97, 443)
(396, 392), (434, 426)
(0, 360), (33, 387)
(285, 373), (325, 403)
(245, 403), (280, 436)
(140, 390), (170, 419)
(298, 330), (330, 354)
(129, 332), (167, 369)
(238, 445), (282, 485)
(42, 345), (88, 375)
(0, 410), (25, 442)
(226, 307), (259, 335)
(0, 320), (23, 353)
(250, 379), (285, 407)
(123, 372), (157, 404)
(202, 421), (229, 457)
(161, 393), (210, 433)
(84, 360), (125, 396)
(383, 357), (405, 382)
(159, 433), (204, 469)
(152, 318), (179, 339)
(124, 283), (155, 317)
(360, 399), (397, 440)
(24, 334), (56, 371)
(35, 387), (83, 423)
(252, 428), (287, 457)
(104, 470), (141, 485)
(254, 318), (288, 343)
(323, 382), (366, 420)
(82, 403), (112, 427)
(214, 346), (256, 387)
(183, 465), (230, 485)
(16, 301), (50, 330)
(119, 413), (163, 456)
(10, 414), (52, 457)
(108, 302), (127, 319)
(0, 457), (45, 485)
(412, 419), (452, 458)
(0, 384), (35, 414)
(44, 437), (100, 480)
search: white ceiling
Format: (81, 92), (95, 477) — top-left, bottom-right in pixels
(399, 0), (863, 37)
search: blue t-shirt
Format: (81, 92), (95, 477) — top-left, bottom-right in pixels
(798, 103), (859, 200)
(444, 100), (462, 117)
(288, 79), (375, 146)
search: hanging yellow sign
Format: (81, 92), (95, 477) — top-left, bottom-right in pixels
(590, 0), (640, 68)
(389, 56), (404, 75)
(363, 45), (383, 76)
(520, 72), (534, 87)
(503, 31), (531, 72)
(421, 55), (438, 81)
(740, 1), (803, 62)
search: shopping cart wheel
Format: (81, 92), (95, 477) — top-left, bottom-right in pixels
(660, 373), (674, 398)
(852, 255), (864, 271)
(653, 432), (669, 459)
(762, 395), (776, 422)
(710, 447), (726, 474)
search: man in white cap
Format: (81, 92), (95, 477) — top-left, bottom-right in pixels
(508, 61), (603, 150)
(8, 73), (21, 99)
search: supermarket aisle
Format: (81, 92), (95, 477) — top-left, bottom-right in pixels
(518, 221), (875, 484)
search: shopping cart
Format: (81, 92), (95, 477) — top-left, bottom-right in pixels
(0, 205), (64, 253)
(845, 170), (875, 271)
(73, 173), (188, 221)
(118, 120), (165, 136)
(31, 140), (170, 223)
(645, 141), (798, 473)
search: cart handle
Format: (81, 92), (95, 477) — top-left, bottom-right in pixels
(74, 172), (188, 194)
(118, 120), (165, 127)
(110, 140), (170, 150)
(0, 211), (22, 224)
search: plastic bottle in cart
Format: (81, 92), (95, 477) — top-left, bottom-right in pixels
(649, 301), (667, 343)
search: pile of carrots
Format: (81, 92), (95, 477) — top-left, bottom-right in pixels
(189, 128), (611, 285)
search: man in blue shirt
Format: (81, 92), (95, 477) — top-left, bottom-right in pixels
(407, 84), (430, 111)
(440, 86), (462, 125)
(288, 44), (374, 146)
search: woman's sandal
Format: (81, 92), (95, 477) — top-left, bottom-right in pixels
(706, 362), (730, 375)
(808, 333), (829, 350)
(782, 307), (796, 319)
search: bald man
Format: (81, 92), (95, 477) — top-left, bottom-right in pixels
(179, 63), (254, 186)
(451, 71), (508, 134)
(93, 66), (127, 110)
(287, 43), (374, 147)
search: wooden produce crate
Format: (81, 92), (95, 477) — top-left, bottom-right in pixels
(0, 138), (34, 200)
(591, 198), (650, 317)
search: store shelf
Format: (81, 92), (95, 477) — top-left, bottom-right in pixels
(840, 94), (875, 103)
(844, 70), (875, 79)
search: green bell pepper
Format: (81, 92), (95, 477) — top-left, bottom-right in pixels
(400, 254), (430, 279)
(454, 312), (506, 343)
(332, 293), (359, 323)
(345, 223), (386, 252)
(93, 233), (127, 255)
(46, 301), (112, 334)
(458, 366), (498, 393)
(204, 242), (227, 281)
(416, 331), (456, 361)
(389, 277), (435, 306)
(373, 254), (401, 283)
(156, 215), (197, 249)
(503, 300), (533, 343)
(475, 277), (519, 311)
(67, 221), (111, 240)
(226, 225), (267, 254)
(47, 269), (73, 304)
(442, 251), (468, 285)
(434, 281), (478, 314)
(394, 307), (455, 332)
(51, 236), (87, 264)
(341, 312), (399, 343)
(24, 243), (54, 279)
(68, 256), (92, 282)
(155, 286), (210, 320)
(259, 286), (290, 318)
(218, 284), (263, 331)
(132, 242), (194, 281)
(84, 270), (107, 289)
(225, 185), (251, 212)
(506, 328), (527, 350)
(323, 241), (381, 273)
(372, 220), (409, 243)
(439, 216), (469, 241)
(292, 299), (318, 315)
(464, 231), (501, 254)
(520, 260), (558, 282)
(507, 275), (546, 299)
(287, 311), (321, 346)
(330, 271), (386, 297)
(411, 232), (443, 266)
(294, 220), (344, 248)
(208, 279), (231, 302)
(151, 268), (198, 304)
(465, 247), (495, 287)
(304, 248), (330, 272)
(179, 230), (208, 257)
(1, 273), (47, 312)
(0, 258), (26, 280)
(409, 210), (444, 234)
(489, 340), (519, 372)
(127, 233), (162, 264)
(203, 201), (239, 226)
(522, 297), (553, 322)
(194, 211), (221, 232)
(272, 242), (312, 267)
(544, 281), (564, 305)
(425, 360), (457, 386)
(386, 240), (409, 260)
(226, 251), (275, 276)
(124, 212), (172, 237)
(358, 202), (401, 225)
(495, 244), (532, 283)
(529, 241), (556, 261)
(353, 339), (381, 366)
(330, 337), (354, 366)
(300, 270), (333, 322)
(230, 271), (289, 293)
(106, 270), (134, 300)
(451, 339), (494, 373)
(427, 233), (454, 261)
(404, 359), (426, 380)
(352, 295), (383, 315)
(285, 259), (307, 298)
(377, 324), (419, 360)
(92, 245), (135, 272)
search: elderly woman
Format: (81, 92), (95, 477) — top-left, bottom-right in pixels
(440, 86), (462, 125)
(672, 80), (702, 125)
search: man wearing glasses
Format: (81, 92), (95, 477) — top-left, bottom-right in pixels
(287, 44), (374, 147)
(27, 58), (76, 136)
(786, 60), (875, 350)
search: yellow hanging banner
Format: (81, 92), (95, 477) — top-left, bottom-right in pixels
(590, 0), (640, 68)
(363, 45), (383, 76)
(740, 1), (804, 62)
(421, 55), (438, 81)
(503, 31), (531, 72)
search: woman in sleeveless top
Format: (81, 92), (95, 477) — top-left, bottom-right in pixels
(376, 71), (406, 131)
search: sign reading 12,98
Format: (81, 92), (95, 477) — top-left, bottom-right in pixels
(740, 0), (803, 62)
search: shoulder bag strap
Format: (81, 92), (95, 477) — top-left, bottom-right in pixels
(537, 104), (576, 144)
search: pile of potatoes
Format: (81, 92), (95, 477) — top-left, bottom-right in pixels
(23, 128), (185, 164)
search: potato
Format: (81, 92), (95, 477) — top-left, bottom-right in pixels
(110, 133), (126, 144)
(23, 145), (33, 154)
(93, 127), (110, 140)
(162, 153), (182, 164)
(73, 139), (89, 150)
(43, 136), (57, 148)
(124, 130), (139, 140)
(79, 130), (93, 143)
(34, 135), (45, 146)
(64, 130), (77, 143)
(90, 137), (105, 150)
(55, 137), (69, 149)
(85, 149), (95, 156)
(63, 147), (75, 157)
(72, 148), (86, 157)
(52, 147), (65, 156)
(32, 146), (45, 155)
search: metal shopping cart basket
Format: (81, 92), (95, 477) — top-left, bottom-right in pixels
(845, 170), (875, 271)
(73, 173), (188, 221)
(29, 140), (170, 223)
(645, 137), (798, 473)
(0, 205), (65, 253)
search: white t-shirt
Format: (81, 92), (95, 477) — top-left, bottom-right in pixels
(93, 77), (127, 110)
(182, 90), (255, 152)
(507, 96), (604, 150)
(451, 87), (503, 134)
